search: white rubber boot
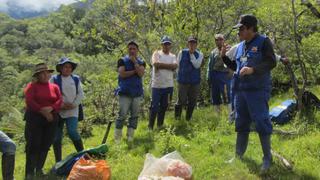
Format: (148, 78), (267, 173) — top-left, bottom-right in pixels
(114, 128), (122, 144)
(127, 128), (135, 142)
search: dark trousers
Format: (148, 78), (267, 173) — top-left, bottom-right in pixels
(175, 83), (200, 120)
(235, 90), (272, 135)
(149, 87), (173, 129)
(24, 111), (58, 176)
(209, 71), (231, 105)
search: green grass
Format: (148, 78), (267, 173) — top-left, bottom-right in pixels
(5, 87), (320, 180)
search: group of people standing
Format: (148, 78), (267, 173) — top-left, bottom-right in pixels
(115, 14), (279, 173)
(0, 14), (282, 180)
(23, 58), (84, 179)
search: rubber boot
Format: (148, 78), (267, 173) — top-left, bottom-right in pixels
(259, 134), (272, 173)
(114, 128), (122, 143)
(25, 153), (37, 179)
(148, 111), (157, 130)
(2, 153), (15, 180)
(72, 139), (84, 152)
(36, 151), (48, 176)
(127, 128), (135, 142)
(53, 141), (62, 163)
(236, 132), (249, 159)
(174, 104), (182, 120)
(186, 105), (195, 121)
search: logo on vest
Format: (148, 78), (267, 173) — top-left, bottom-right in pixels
(251, 46), (258, 52)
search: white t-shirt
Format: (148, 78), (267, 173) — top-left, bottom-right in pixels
(151, 50), (177, 88)
(50, 75), (84, 118)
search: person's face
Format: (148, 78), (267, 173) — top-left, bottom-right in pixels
(238, 25), (253, 41)
(37, 71), (51, 83)
(61, 63), (73, 76)
(188, 41), (197, 52)
(162, 42), (171, 53)
(128, 44), (138, 57)
(215, 37), (224, 48)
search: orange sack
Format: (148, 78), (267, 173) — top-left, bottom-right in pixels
(67, 156), (111, 180)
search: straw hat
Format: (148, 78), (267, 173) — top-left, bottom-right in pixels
(32, 63), (54, 77)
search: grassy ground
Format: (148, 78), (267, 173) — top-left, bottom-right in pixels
(6, 87), (320, 179)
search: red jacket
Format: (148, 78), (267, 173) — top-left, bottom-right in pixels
(24, 82), (62, 112)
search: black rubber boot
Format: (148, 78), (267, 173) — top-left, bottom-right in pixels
(25, 153), (37, 179)
(36, 151), (48, 176)
(259, 134), (272, 173)
(2, 153), (15, 180)
(174, 104), (182, 120)
(73, 139), (84, 152)
(186, 105), (195, 121)
(148, 111), (157, 130)
(53, 141), (62, 163)
(235, 132), (249, 159)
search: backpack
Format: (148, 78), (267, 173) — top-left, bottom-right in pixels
(269, 99), (297, 124)
(53, 74), (84, 121)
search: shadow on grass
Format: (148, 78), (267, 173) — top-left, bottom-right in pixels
(130, 134), (155, 153)
(242, 157), (318, 180)
(171, 120), (195, 139)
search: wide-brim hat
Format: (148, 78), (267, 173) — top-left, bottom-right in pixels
(32, 63), (54, 77)
(56, 57), (77, 73)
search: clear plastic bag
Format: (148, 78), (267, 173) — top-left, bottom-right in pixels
(138, 151), (192, 180)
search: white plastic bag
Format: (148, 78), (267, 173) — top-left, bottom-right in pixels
(138, 151), (192, 180)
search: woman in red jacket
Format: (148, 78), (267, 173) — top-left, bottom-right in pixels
(24, 63), (62, 179)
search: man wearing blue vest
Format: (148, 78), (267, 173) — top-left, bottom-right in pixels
(221, 15), (277, 172)
(115, 41), (146, 143)
(175, 36), (203, 121)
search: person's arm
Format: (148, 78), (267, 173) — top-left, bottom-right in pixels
(24, 83), (42, 112)
(118, 59), (136, 78)
(221, 44), (237, 71)
(190, 50), (203, 69)
(252, 38), (277, 75)
(176, 51), (182, 68)
(152, 51), (177, 70)
(51, 85), (63, 112)
(222, 56), (237, 71)
(207, 53), (213, 80)
(154, 62), (178, 70)
(72, 80), (84, 106)
(135, 61), (145, 77)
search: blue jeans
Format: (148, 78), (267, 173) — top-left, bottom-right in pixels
(209, 71), (231, 105)
(116, 95), (142, 129)
(54, 117), (81, 143)
(149, 87), (173, 129)
(0, 131), (16, 155)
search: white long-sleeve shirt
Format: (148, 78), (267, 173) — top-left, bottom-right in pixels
(50, 75), (84, 118)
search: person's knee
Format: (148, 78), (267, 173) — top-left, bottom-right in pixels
(150, 103), (160, 113)
(68, 129), (81, 141)
(128, 117), (138, 129)
(2, 140), (16, 155)
(255, 119), (273, 135)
